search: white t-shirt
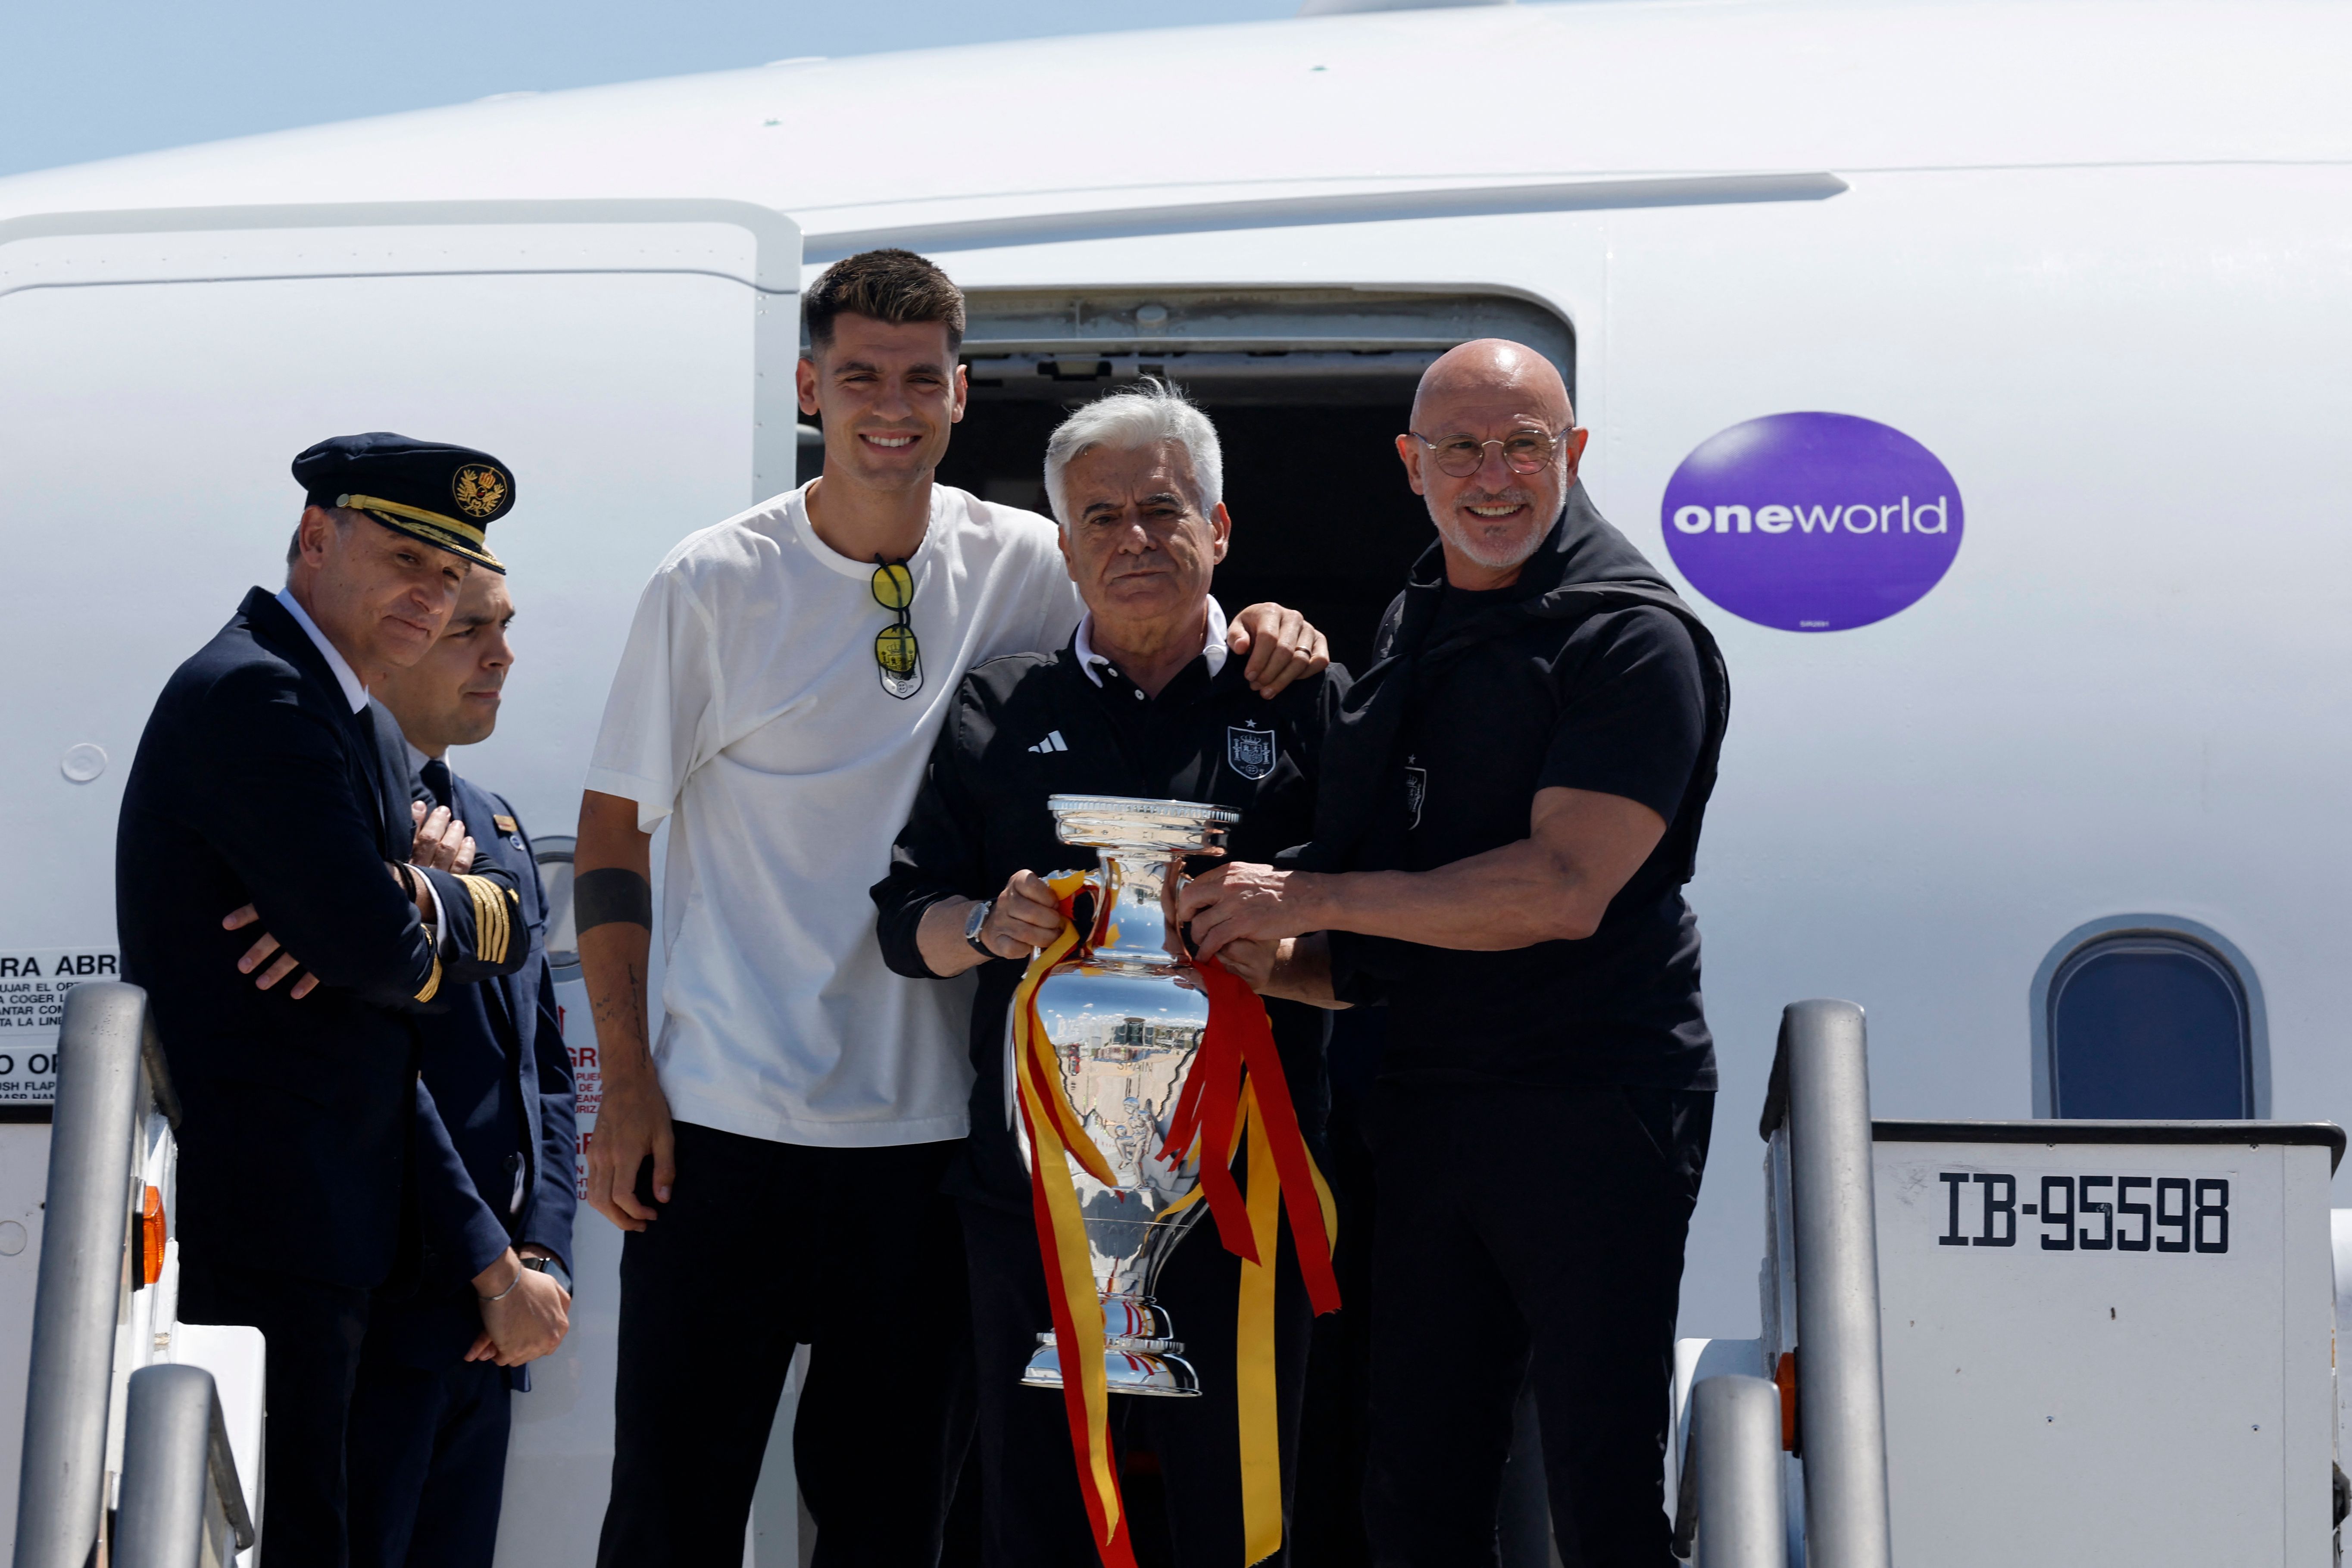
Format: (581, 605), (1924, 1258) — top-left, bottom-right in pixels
(585, 482), (1083, 1147)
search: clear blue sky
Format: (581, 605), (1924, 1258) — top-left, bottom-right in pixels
(0, 1), (1298, 180)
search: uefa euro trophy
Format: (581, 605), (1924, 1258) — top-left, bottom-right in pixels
(1015, 793), (1240, 1399)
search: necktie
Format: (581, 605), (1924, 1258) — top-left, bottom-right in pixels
(420, 757), (453, 812)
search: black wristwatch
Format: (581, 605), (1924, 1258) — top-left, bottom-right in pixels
(964, 899), (996, 961)
(520, 1254), (571, 1294)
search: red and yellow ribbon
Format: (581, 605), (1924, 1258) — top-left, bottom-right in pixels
(1182, 955), (1340, 1565)
(1011, 873), (1133, 1568)
(1012, 875), (1340, 1568)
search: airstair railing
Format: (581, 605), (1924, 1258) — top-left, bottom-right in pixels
(1759, 999), (1894, 1568)
(1675, 1374), (1789, 1567)
(12, 981), (154, 1568)
(112, 1365), (253, 1568)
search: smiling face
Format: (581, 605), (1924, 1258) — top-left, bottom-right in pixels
(1056, 439), (1230, 638)
(290, 506), (469, 679)
(797, 313), (966, 496)
(375, 568), (515, 754)
(1397, 339), (1590, 587)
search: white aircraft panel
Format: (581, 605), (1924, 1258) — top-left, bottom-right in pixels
(0, 265), (753, 954)
(1875, 1137), (2333, 1566)
(1594, 164), (2352, 1332)
(0, 235), (783, 1561)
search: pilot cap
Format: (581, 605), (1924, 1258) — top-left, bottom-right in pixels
(291, 432), (512, 574)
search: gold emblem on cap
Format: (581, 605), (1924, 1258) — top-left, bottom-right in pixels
(452, 464), (509, 520)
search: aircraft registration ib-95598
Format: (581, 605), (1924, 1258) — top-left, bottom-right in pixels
(2, 0), (2348, 1561)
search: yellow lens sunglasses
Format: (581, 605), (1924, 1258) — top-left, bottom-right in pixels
(871, 558), (921, 698)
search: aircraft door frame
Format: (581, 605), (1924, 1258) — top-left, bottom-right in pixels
(0, 198), (805, 1568)
(0, 197), (803, 505)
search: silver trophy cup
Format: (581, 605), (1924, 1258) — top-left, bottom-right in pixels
(1015, 793), (1240, 1399)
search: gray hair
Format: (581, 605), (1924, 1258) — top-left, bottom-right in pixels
(1042, 378), (1223, 530)
(284, 504), (360, 578)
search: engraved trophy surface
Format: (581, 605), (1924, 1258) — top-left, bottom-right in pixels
(1017, 793), (1240, 1399)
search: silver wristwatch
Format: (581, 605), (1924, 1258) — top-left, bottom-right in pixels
(964, 899), (996, 960)
(520, 1254), (571, 1294)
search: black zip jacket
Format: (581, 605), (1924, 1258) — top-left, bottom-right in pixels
(873, 631), (1348, 1213)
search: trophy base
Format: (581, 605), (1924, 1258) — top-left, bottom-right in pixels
(1022, 1339), (1202, 1399)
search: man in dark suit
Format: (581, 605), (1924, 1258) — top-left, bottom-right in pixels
(349, 562), (578, 1568)
(117, 434), (536, 1567)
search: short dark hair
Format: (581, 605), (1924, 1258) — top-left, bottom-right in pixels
(803, 248), (965, 356)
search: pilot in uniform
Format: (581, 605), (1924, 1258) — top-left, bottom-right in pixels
(116, 434), (529, 1567)
(346, 737), (578, 1568)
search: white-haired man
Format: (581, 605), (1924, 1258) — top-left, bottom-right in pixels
(873, 379), (1346, 1567)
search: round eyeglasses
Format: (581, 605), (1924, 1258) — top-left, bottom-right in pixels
(1407, 426), (1573, 479)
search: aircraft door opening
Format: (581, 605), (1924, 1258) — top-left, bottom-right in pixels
(931, 287), (1575, 674)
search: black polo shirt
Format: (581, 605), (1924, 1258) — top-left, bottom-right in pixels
(1389, 593), (1712, 1089)
(873, 628), (1348, 1214)
(1312, 492), (1727, 1096)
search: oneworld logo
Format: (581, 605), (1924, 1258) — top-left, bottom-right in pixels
(1661, 412), (1964, 632)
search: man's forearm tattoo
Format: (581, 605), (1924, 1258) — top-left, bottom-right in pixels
(591, 958), (650, 1046)
(575, 867), (653, 934)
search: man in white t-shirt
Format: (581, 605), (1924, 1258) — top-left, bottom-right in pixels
(574, 249), (1327, 1565)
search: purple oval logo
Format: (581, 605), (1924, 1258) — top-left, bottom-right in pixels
(1661, 412), (1964, 632)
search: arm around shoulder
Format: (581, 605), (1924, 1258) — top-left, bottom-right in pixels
(874, 680), (1000, 980)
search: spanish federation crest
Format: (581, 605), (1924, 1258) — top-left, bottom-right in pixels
(1226, 723), (1275, 781)
(1404, 757), (1427, 829)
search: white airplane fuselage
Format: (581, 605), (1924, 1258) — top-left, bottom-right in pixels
(2, 2), (2347, 1559)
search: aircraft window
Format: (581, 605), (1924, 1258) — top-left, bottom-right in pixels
(533, 834), (580, 980)
(2046, 931), (2252, 1118)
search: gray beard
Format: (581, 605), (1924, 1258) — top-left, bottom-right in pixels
(1434, 509), (1549, 572)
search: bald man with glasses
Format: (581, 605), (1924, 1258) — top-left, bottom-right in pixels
(1178, 339), (1733, 1568)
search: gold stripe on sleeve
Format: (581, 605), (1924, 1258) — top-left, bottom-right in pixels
(495, 881), (510, 963)
(459, 875), (507, 967)
(490, 876), (506, 965)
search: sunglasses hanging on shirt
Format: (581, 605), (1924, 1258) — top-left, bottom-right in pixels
(872, 557), (923, 700)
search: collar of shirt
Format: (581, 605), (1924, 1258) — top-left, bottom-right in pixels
(1074, 595), (1228, 689)
(783, 477), (946, 584)
(274, 587), (369, 714)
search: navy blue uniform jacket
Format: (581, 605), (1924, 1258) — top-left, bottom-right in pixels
(117, 588), (528, 1289)
(374, 768), (578, 1370)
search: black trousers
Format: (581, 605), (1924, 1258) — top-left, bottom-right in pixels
(1362, 1083), (1712, 1568)
(595, 1122), (975, 1567)
(962, 1195), (1315, 1568)
(346, 1356), (512, 1568)
(178, 1255), (375, 1568)
(1290, 1009), (1385, 1568)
